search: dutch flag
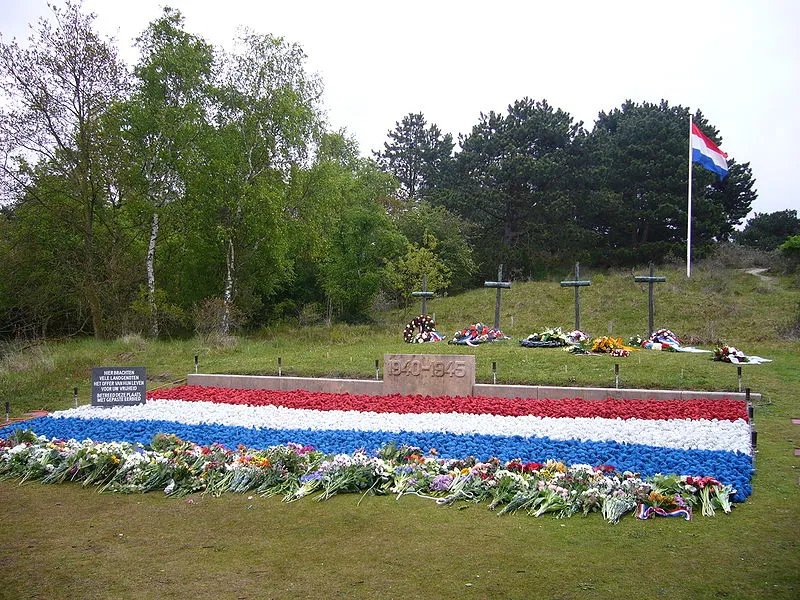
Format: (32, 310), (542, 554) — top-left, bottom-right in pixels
(691, 122), (728, 178)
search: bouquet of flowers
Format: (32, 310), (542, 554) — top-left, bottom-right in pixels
(682, 475), (735, 516)
(641, 328), (681, 351)
(712, 346), (749, 363)
(566, 330), (588, 344)
(628, 335), (644, 347)
(590, 336), (627, 353)
(449, 323), (509, 345)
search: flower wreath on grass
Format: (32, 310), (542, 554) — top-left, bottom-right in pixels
(520, 327), (571, 348)
(449, 323), (509, 345)
(403, 314), (444, 343)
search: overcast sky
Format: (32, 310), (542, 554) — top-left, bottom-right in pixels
(3, 0), (798, 220)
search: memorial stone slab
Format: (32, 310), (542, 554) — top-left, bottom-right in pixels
(383, 353), (475, 397)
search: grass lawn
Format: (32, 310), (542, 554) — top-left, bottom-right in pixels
(1, 264), (798, 599)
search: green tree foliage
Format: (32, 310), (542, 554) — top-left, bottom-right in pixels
(779, 235), (800, 271)
(281, 131), (402, 322)
(393, 202), (476, 292)
(699, 159), (756, 242)
(734, 209), (800, 251)
(0, 2), (770, 339)
(0, 0), (130, 337)
(383, 234), (452, 307)
(198, 30), (323, 333)
(321, 201), (406, 323)
(435, 98), (583, 278)
(588, 100), (755, 264)
(375, 112), (454, 204)
(117, 7), (215, 337)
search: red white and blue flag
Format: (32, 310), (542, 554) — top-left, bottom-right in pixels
(691, 122), (728, 178)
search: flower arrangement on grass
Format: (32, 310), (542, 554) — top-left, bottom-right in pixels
(712, 346), (748, 363)
(0, 431), (738, 523)
(449, 323), (509, 345)
(520, 327), (570, 348)
(402, 315), (443, 343)
(521, 328), (590, 348)
(639, 328), (682, 351)
(569, 336), (632, 355)
(591, 336), (627, 353)
(566, 330), (588, 344)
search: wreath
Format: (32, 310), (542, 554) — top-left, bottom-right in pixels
(403, 315), (442, 343)
(520, 327), (570, 348)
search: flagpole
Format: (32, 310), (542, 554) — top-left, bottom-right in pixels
(687, 114), (693, 278)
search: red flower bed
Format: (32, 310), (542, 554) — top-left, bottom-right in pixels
(148, 386), (748, 422)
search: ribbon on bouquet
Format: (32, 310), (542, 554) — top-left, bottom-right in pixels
(636, 503), (692, 521)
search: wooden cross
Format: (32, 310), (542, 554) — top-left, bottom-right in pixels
(484, 264), (511, 329)
(634, 262), (667, 335)
(560, 262), (591, 331)
(411, 274), (435, 316)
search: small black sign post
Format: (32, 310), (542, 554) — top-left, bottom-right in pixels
(560, 262), (591, 330)
(484, 264), (512, 329)
(634, 262), (667, 335)
(411, 275), (435, 316)
(91, 367), (146, 407)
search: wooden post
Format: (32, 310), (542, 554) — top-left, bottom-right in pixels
(484, 264), (511, 329)
(560, 262), (591, 330)
(411, 275), (435, 316)
(634, 262), (667, 335)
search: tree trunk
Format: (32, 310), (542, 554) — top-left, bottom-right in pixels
(147, 211), (159, 338)
(83, 190), (104, 338)
(222, 238), (235, 335)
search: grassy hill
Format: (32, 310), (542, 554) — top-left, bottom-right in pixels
(0, 261), (798, 599)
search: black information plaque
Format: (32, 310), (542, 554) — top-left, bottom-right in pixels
(91, 367), (147, 407)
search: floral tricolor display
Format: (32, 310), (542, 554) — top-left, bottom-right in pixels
(0, 386), (753, 514)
